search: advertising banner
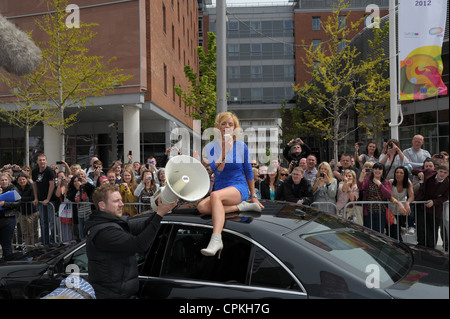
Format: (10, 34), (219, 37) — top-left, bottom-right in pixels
(398, 0), (448, 100)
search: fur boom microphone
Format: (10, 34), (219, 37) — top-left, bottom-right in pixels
(0, 13), (42, 76)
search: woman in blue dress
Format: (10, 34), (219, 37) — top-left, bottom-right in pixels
(198, 112), (264, 257)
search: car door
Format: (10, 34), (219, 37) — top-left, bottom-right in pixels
(138, 223), (307, 299)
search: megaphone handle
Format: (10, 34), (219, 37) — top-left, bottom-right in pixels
(171, 199), (187, 213)
(211, 154), (227, 177)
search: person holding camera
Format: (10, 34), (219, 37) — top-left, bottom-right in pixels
(85, 157), (99, 176)
(144, 156), (160, 185)
(1, 164), (19, 185)
(311, 162), (337, 214)
(85, 160), (105, 187)
(333, 154), (358, 182)
(357, 162), (393, 233)
(336, 169), (359, 217)
(67, 169), (95, 240)
(283, 138), (312, 172)
(380, 139), (410, 180)
(133, 169), (159, 214)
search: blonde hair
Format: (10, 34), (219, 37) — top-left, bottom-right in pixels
(0, 172), (12, 182)
(363, 161), (374, 169)
(122, 167), (138, 190)
(70, 164), (82, 172)
(344, 169), (357, 186)
(75, 169), (87, 178)
(214, 112), (241, 139)
(317, 162), (333, 178)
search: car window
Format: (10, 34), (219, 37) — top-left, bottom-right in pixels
(162, 226), (251, 284)
(293, 214), (412, 287)
(155, 225), (301, 293)
(250, 247), (301, 291)
(139, 224), (171, 276)
(65, 246), (88, 275)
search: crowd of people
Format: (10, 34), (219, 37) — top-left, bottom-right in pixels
(0, 126), (449, 259)
(263, 134), (448, 251)
(0, 150), (171, 257)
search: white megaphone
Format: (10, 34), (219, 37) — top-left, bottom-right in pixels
(0, 190), (21, 211)
(151, 155), (210, 212)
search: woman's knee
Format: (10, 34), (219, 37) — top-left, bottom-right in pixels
(197, 198), (210, 214)
(210, 190), (222, 202)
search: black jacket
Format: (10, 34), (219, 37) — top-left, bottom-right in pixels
(279, 176), (313, 205)
(283, 143), (311, 167)
(257, 179), (283, 200)
(17, 183), (35, 215)
(0, 184), (20, 218)
(67, 177), (96, 223)
(84, 210), (163, 299)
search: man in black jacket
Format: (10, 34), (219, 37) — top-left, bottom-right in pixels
(283, 138), (312, 171)
(279, 167), (313, 205)
(85, 184), (177, 299)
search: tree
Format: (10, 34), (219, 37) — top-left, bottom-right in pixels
(175, 31), (217, 130)
(0, 76), (46, 166)
(5, 0), (132, 161)
(354, 23), (390, 139)
(291, 0), (390, 161)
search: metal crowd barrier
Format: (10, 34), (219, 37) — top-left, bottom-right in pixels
(341, 200), (449, 251)
(8, 200), (449, 253)
(12, 201), (58, 251)
(9, 201), (153, 252)
(309, 200), (448, 252)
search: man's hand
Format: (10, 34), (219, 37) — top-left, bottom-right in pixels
(156, 198), (178, 216)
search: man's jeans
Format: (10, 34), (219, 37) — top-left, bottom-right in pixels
(38, 203), (55, 245)
(0, 217), (17, 257)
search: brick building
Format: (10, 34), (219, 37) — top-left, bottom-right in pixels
(0, 0), (199, 167)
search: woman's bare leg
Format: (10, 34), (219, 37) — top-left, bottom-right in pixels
(208, 187), (241, 233)
(199, 187), (242, 257)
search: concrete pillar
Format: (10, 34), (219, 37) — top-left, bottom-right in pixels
(43, 124), (61, 165)
(216, 0), (227, 113)
(123, 104), (141, 163)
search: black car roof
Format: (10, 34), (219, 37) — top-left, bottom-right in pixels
(164, 200), (322, 234)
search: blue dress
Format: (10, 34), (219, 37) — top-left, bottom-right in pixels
(206, 140), (254, 201)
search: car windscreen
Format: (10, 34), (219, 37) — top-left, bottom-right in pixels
(290, 213), (412, 287)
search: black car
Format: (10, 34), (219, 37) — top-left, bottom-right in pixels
(0, 200), (448, 299)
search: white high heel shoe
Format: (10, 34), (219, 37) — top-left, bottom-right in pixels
(237, 201), (262, 212)
(201, 233), (223, 258)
